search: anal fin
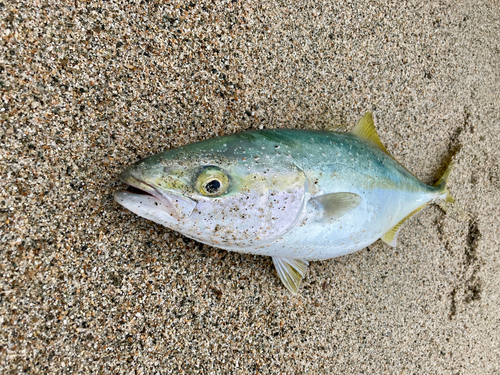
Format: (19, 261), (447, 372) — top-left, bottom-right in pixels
(272, 257), (309, 295)
(381, 204), (426, 247)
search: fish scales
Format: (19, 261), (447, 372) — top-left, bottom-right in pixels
(115, 113), (453, 294)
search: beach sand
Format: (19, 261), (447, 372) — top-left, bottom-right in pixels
(1, 0), (499, 372)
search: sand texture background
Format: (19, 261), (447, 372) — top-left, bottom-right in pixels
(1, 0), (499, 373)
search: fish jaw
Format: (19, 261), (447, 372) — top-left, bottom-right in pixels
(115, 169), (197, 221)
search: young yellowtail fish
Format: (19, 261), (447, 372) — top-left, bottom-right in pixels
(114, 113), (453, 294)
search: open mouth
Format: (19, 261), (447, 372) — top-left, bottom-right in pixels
(115, 171), (197, 220)
(126, 185), (155, 197)
(121, 176), (159, 199)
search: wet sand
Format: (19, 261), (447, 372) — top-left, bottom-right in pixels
(1, 0), (499, 373)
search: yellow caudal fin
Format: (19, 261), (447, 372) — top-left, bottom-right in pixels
(434, 162), (455, 203)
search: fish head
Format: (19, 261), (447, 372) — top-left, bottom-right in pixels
(114, 132), (307, 249)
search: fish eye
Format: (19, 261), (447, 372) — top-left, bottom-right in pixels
(196, 166), (229, 197)
(204, 179), (221, 194)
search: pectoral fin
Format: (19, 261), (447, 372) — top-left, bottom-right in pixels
(272, 257), (309, 294)
(310, 192), (361, 222)
(381, 204), (426, 247)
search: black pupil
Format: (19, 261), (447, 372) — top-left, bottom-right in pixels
(205, 179), (221, 194)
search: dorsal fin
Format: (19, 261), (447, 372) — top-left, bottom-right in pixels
(351, 112), (391, 156)
(381, 204), (426, 247)
(325, 124), (346, 132)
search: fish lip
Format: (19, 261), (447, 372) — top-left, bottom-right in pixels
(118, 170), (159, 197)
(117, 170), (197, 220)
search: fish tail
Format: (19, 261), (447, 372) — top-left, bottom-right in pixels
(434, 162), (455, 203)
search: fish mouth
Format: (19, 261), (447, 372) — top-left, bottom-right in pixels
(114, 170), (197, 220)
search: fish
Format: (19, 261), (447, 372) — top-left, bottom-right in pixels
(114, 112), (454, 294)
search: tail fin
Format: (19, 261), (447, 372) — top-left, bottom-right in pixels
(382, 162), (455, 248)
(434, 162), (455, 203)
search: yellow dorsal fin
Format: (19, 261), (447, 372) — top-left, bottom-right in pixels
(381, 204), (426, 247)
(351, 112), (391, 156)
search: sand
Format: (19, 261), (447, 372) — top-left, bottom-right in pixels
(1, 0), (499, 373)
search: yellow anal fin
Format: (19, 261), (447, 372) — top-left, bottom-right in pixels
(352, 112), (391, 156)
(381, 204), (426, 247)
